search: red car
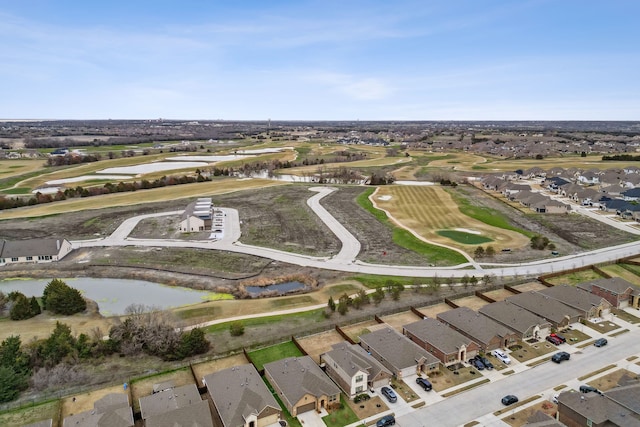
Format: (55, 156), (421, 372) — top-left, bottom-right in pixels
(550, 333), (566, 343)
(546, 335), (563, 345)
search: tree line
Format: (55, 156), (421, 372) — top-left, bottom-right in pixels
(0, 281), (209, 403)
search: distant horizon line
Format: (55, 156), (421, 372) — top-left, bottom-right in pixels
(1, 118), (639, 123)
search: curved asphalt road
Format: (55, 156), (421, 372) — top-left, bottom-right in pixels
(72, 187), (640, 278)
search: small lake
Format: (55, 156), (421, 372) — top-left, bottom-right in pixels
(0, 278), (217, 316)
(245, 281), (306, 296)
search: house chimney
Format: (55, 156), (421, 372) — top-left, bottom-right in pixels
(56, 240), (60, 250)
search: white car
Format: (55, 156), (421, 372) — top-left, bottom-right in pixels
(491, 349), (511, 364)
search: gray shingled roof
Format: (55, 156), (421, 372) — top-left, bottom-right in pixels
(558, 390), (640, 426)
(181, 198), (212, 220)
(144, 400), (214, 427)
(537, 285), (608, 314)
(139, 384), (202, 419)
(578, 277), (640, 296)
(323, 341), (392, 380)
(478, 300), (550, 335)
(62, 393), (133, 427)
(264, 356), (340, 408)
(402, 318), (477, 354)
(359, 325), (439, 370)
(506, 291), (581, 324)
(524, 410), (564, 427)
(604, 382), (640, 415)
(0, 239), (68, 258)
(437, 307), (513, 347)
(204, 363), (280, 427)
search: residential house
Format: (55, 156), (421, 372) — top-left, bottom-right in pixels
(577, 277), (640, 309)
(0, 238), (73, 266)
(139, 383), (213, 427)
(577, 170), (600, 185)
(523, 410), (564, 427)
(506, 291), (582, 329)
(544, 176), (571, 192)
(482, 176), (505, 191)
(179, 198), (214, 232)
(402, 318), (480, 367)
(622, 187), (640, 201)
(478, 300), (551, 341)
(557, 382), (640, 427)
(320, 341), (393, 398)
(204, 364), (282, 427)
(437, 307), (518, 352)
(500, 182), (530, 197)
(358, 325), (440, 378)
(537, 285), (612, 319)
(62, 393), (133, 427)
(263, 356), (340, 417)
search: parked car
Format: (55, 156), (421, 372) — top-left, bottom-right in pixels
(551, 351), (571, 363)
(472, 358), (485, 370)
(550, 333), (566, 343)
(478, 355), (494, 370)
(552, 394), (559, 404)
(381, 386), (397, 403)
(415, 377), (432, 391)
(501, 395), (519, 405)
(546, 335), (563, 345)
(376, 415), (395, 427)
(491, 349), (511, 364)
(579, 385), (600, 394)
(594, 338), (608, 347)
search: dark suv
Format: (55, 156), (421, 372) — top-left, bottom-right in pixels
(579, 385), (600, 394)
(478, 355), (494, 370)
(381, 386), (397, 403)
(416, 377), (432, 391)
(551, 351), (570, 363)
(376, 415), (395, 427)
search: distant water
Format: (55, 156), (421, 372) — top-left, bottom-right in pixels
(245, 281), (306, 296)
(0, 277), (215, 316)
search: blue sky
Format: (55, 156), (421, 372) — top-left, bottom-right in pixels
(1, 0), (639, 120)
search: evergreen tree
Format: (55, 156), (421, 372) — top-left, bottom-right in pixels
(30, 296), (41, 315)
(10, 293), (34, 320)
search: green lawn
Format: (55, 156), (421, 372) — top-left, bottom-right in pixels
(445, 188), (534, 237)
(436, 229), (493, 244)
(322, 395), (359, 427)
(247, 341), (304, 371)
(204, 309), (326, 335)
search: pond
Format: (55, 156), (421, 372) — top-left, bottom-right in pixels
(245, 281), (306, 296)
(0, 277), (218, 316)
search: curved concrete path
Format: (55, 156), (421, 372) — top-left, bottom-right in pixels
(72, 187), (640, 278)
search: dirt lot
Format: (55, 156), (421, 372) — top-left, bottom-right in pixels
(415, 302), (452, 318)
(297, 330), (344, 363)
(482, 288), (516, 301)
(452, 295), (489, 311)
(379, 311), (422, 332)
(61, 385), (127, 420)
(512, 282), (548, 292)
(340, 320), (383, 343)
(191, 354), (249, 388)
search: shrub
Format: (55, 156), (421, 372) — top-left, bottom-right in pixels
(229, 322), (245, 336)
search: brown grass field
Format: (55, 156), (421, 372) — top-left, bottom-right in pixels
(0, 400), (61, 427)
(415, 302), (452, 319)
(371, 185), (530, 251)
(511, 282), (549, 292)
(0, 178), (287, 219)
(482, 288), (516, 302)
(586, 368), (638, 391)
(296, 330), (344, 363)
(0, 159), (47, 181)
(339, 320), (381, 343)
(61, 385), (127, 420)
(502, 400), (557, 427)
(599, 264), (640, 285)
(379, 310), (422, 332)
(130, 367), (195, 413)
(191, 353), (250, 387)
(452, 295), (490, 311)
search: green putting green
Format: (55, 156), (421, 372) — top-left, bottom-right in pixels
(436, 229), (493, 244)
